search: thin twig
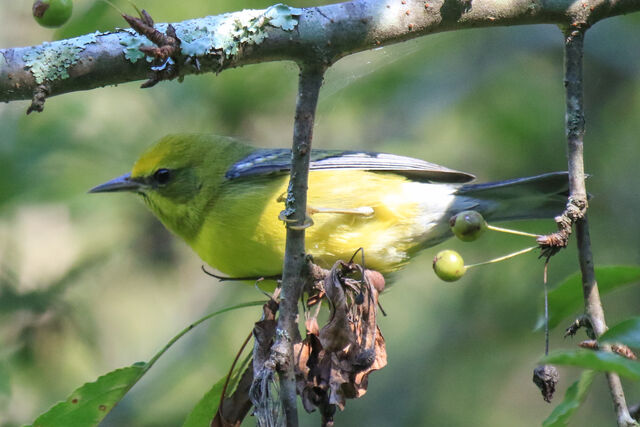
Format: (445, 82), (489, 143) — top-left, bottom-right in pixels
(465, 246), (537, 268)
(487, 224), (541, 238)
(201, 265), (281, 282)
(544, 260), (549, 356)
(563, 27), (637, 427)
(269, 63), (326, 427)
(219, 331), (253, 418)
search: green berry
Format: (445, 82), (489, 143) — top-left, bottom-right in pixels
(433, 250), (466, 282)
(33, 0), (73, 28)
(450, 210), (487, 242)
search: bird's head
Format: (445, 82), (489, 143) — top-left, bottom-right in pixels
(90, 134), (252, 241)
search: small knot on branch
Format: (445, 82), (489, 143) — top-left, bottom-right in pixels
(122, 10), (182, 88)
(26, 84), (49, 115)
(270, 328), (293, 369)
(564, 315), (595, 339)
(537, 196), (588, 259)
(123, 10), (178, 51)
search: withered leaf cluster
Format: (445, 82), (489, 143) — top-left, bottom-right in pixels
(294, 261), (387, 421)
(212, 261), (387, 426)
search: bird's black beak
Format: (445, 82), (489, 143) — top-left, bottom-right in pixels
(89, 173), (142, 193)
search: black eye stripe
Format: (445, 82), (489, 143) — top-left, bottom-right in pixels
(153, 168), (172, 185)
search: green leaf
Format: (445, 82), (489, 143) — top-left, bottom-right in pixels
(227, 353), (252, 396)
(542, 350), (640, 380)
(30, 365), (144, 427)
(536, 266), (640, 330)
(183, 343), (253, 426)
(182, 377), (226, 427)
(28, 300), (265, 427)
(543, 370), (596, 427)
(600, 317), (640, 349)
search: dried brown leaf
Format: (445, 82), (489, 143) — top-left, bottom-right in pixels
(252, 299), (278, 378)
(294, 261), (387, 413)
(212, 365), (254, 427)
(319, 266), (355, 352)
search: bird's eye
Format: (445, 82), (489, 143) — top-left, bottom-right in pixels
(153, 168), (172, 185)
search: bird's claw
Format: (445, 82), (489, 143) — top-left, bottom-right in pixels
(278, 211), (314, 230)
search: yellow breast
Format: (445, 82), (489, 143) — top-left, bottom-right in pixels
(192, 170), (442, 277)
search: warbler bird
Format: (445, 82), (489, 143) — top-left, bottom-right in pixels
(90, 134), (567, 277)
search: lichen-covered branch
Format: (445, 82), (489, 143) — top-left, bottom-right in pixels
(2, 0), (640, 103)
(563, 28), (637, 427)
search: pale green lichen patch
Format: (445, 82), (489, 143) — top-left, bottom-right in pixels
(117, 30), (155, 63)
(117, 4), (301, 64)
(23, 32), (100, 84)
(176, 3), (301, 58)
(265, 4), (300, 31)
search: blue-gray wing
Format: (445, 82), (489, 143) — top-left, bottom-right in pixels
(225, 149), (475, 183)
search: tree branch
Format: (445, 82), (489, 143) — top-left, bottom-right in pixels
(268, 63), (326, 427)
(563, 27), (637, 427)
(2, 0), (639, 104)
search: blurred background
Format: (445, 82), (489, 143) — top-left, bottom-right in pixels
(1, 1), (639, 426)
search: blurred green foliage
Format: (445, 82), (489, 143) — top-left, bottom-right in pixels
(543, 370), (596, 427)
(540, 266), (640, 330)
(601, 317), (640, 349)
(543, 350), (640, 380)
(1, 1), (639, 426)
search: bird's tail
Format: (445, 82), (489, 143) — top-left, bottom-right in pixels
(455, 172), (570, 222)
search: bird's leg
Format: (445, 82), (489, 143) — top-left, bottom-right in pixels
(308, 206), (374, 216)
(277, 192), (373, 230)
(280, 206), (375, 230)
